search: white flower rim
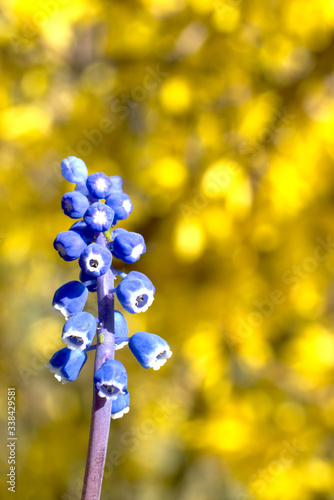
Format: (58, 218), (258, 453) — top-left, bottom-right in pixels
(111, 406), (130, 419)
(151, 347), (173, 371)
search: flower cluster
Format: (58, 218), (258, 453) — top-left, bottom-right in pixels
(48, 156), (172, 419)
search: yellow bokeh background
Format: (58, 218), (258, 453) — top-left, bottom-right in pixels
(1, 0), (334, 498)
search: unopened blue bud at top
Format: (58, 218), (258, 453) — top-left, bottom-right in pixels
(94, 360), (128, 399)
(106, 192), (133, 224)
(111, 391), (130, 419)
(47, 347), (87, 383)
(112, 228), (146, 263)
(129, 332), (172, 370)
(61, 156), (88, 184)
(53, 281), (88, 318)
(116, 271), (155, 314)
(86, 172), (112, 199)
(79, 243), (112, 278)
(84, 202), (114, 233)
(54, 231), (87, 261)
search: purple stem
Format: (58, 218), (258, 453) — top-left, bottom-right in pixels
(81, 232), (115, 500)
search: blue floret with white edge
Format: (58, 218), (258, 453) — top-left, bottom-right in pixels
(62, 312), (97, 350)
(94, 360), (128, 399)
(47, 347), (87, 383)
(106, 192), (133, 225)
(129, 332), (172, 370)
(79, 243), (112, 278)
(116, 271), (155, 314)
(112, 228), (146, 263)
(52, 281), (89, 319)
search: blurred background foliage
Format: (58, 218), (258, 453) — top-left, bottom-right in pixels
(1, 0), (334, 498)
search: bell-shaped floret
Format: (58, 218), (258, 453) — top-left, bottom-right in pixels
(106, 192), (133, 224)
(94, 360), (128, 400)
(52, 281), (88, 318)
(61, 191), (90, 219)
(79, 243), (112, 278)
(116, 271), (155, 314)
(62, 312), (97, 350)
(54, 231), (87, 261)
(129, 332), (172, 370)
(112, 228), (146, 263)
(47, 347), (87, 383)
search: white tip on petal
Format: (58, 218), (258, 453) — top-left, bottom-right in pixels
(123, 199), (132, 213)
(130, 244), (144, 260)
(53, 303), (70, 320)
(111, 406), (130, 419)
(152, 348), (172, 370)
(115, 340), (129, 350)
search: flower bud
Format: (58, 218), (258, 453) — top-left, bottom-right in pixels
(61, 156), (88, 184)
(86, 172), (112, 199)
(61, 191), (90, 219)
(54, 231), (87, 261)
(84, 202), (114, 232)
(106, 192), (133, 224)
(112, 229), (146, 263)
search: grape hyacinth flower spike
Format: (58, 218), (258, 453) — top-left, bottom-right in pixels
(47, 156), (172, 500)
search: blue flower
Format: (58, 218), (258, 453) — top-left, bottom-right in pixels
(54, 231), (87, 261)
(70, 220), (95, 242)
(109, 176), (123, 193)
(94, 360), (127, 399)
(47, 347), (87, 383)
(116, 271), (155, 314)
(61, 156), (88, 184)
(112, 228), (146, 263)
(53, 281), (89, 318)
(111, 391), (130, 419)
(62, 312), (97, 350)
(106, 192), (133, 224)
(86, 172), (112, 199)
(129, 332), (172, 370)
(79, 243), (112, 278)
(84, 202), (114, 232)
(61, 191), (90, 219)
